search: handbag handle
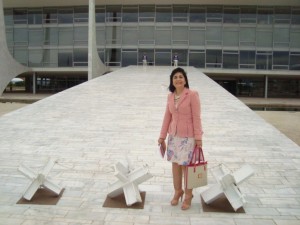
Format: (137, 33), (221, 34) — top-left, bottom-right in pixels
(190, 147), (205, 165)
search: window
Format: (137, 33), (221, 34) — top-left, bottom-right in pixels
(73, 48), (88, 66)
(105, 48), (121, 66)
(268, 78), (300, 97)
(240, 27), (255, 46)
(156, 5), (172, 22)
(44, 27), (58, 45)
(6, 28), (13, 46)
(138, 26), (155, 45)
(59, 28), (73, 46)
(28, 9), (42, 24)
(290, 52), (300, 70)
(74, 7), (88, 23)
(106, 26), (121, 45)
(58, 8), (73, 24)
(256, 29), (273, 47)
(29, 29), (43, 46)
(29, 49), (43, 67)
(14, 28), (28, 45)
(206, 49), (222, 68)
(139, 5), (155, 22)
(74, 26), (88, 46)
(189, 27), (205, 46)
(155, 49), (171, 65)
(96, 7), (105, 23)
(4, 9), (13, 26)
(58, 49), (73, 67)
(206, 26), (222, 45)
(122, 6), (138, 22)
(274, 6), (291, 24)
(273, 28), (289, 47)
(189, 6), (205, 23)
(173, 5), (188, 22)
(96, 27), (105, 46)
(207, 6), (222, 22)
(237, 78), (264, 97)
(13, 9), (27, 24)
(257, 7), (273, 24)
(122, 26), (138, 45)
(224, 7), (239, 23)
(43, 49), (58, 67)
(273, 51), (289, 69)
(172, 26), (188, 45)
(43, 8), (57, 24)
(14, 48), (28, 66)
(291, 8), (300, 25)
(155, 26), (171, 45)
(290, 30), (300, 48)
(106, 5), (122, 22)
(189, 50), (205, 68)
(122, 49), (137, 67)
(240, 51), (255, 69)
(240, 6), (256, 23)
(223, 27), (239, 46)
(256, 51), (272, 70)
(223, 50), (238, 69)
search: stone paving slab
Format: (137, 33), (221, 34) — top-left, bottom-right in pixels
(0, 66), (300, 225)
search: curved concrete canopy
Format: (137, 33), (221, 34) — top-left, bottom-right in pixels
(0, 0), (31, 95)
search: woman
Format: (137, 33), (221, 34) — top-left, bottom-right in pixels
(158, 67), (203, 210)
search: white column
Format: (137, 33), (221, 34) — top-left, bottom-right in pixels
(88, 0), (107, 80)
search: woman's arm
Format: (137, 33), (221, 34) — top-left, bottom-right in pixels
(159, 95), (172, 140)
(190, 91), (203, 141)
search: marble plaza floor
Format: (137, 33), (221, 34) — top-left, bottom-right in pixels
(0, 66), (300, 225)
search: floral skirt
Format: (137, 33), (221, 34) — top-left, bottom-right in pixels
(167, 135), (195, 166)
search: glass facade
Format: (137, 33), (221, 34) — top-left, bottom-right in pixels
(4, 5), (300, 70)
(3, 4), (300, 96)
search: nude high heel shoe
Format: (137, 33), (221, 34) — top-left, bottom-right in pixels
(181, 194), (193, 210)
(171, 189), (184, 206)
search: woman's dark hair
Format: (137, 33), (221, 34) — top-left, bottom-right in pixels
(168, 67), (189, 92)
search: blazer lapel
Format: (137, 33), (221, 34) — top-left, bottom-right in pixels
(176, 88), (189, 108)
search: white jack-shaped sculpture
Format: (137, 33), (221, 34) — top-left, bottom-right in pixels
(18, 158), (63, 201)
(201, 164), (254, 211)
(107, 159), (152, 206)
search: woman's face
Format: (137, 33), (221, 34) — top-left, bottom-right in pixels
(172, 72), (186, 90)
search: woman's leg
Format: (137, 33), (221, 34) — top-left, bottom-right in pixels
(171, 162), (184, 206)
(181, 165), (193, 210)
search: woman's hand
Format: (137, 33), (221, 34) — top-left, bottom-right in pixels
(158, 138), (166, 151)
(195, 140), (202, 148)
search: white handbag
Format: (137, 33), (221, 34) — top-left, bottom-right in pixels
(184, 147), (207, 189)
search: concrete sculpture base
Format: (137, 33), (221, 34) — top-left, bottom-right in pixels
(103, 191), (146, 209)
(17, 188), (64, 205)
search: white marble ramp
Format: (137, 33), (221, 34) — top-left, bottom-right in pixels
(0, 66), (300, 225)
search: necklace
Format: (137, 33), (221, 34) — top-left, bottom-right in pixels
(174, 94), (180, 100)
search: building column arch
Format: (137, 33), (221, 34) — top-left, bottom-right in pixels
(0, 0), (31, 95)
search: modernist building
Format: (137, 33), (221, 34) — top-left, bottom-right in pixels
(1, 0), (300, 97)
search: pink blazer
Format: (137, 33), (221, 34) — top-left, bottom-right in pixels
(160, 88), (203, 140)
